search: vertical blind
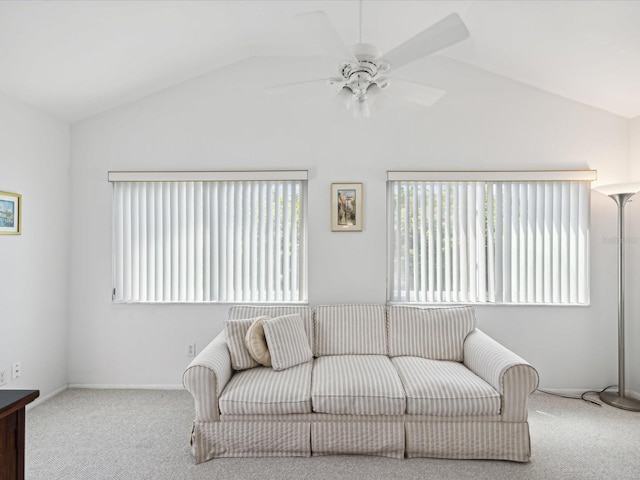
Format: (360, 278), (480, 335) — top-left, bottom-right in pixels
(112, 178), (307, 303)
(388, 178), (591, 305)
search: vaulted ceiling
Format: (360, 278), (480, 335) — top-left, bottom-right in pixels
(1, 0), (639, 123)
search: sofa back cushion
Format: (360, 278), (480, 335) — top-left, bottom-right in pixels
(314, 304), (386, 356)
(228, 305), (314, 350)
(387, 306), (476, 361)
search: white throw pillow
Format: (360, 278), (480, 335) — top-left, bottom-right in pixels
(244, 316), (272, 367)
(263, 314), (313, 371)
(225, 317), (267, 370)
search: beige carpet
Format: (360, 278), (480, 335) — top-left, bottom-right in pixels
(26, 388), (640, 480)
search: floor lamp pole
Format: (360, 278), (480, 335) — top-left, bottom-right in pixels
(600, 192), (640, 411)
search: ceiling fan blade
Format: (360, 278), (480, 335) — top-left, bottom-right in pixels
(264, 78), (335, 96)
(334, 87), (353, 105)
(381, 13), (470, 71)
(295, 11), (358, 62)
(384, 78), (446, 107)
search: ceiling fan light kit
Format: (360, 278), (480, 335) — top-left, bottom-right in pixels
(336, 44), (389, 105)
(271, 4), (470, 118)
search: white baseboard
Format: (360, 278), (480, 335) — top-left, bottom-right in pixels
(537, 388), (599, 396)
(27, 384), (69, 411)
(68, 383), (184, 390)
(26, 384), (184, 410)
(538, 387), (640, 400)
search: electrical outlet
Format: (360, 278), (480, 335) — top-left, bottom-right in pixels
(11, 362), (22, 380)
(0, 369), (6, 386)
(187, 343), (196, 357)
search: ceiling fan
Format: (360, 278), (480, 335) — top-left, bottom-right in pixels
(266, 2), (470, 118)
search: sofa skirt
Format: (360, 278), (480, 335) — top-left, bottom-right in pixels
(192, 421), (311, 463)
(191, 417), (531, 464)
(312, 421), (404, 459)
(405, 421), (531, 462)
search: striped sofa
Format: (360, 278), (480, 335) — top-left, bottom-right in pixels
(183, 304), (539, 464)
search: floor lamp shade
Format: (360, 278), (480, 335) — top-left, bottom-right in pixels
(594, 182), (640, 411)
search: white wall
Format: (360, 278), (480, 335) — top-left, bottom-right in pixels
(627, 116), (640, 396)
(69, 55), (630, 390)
(0, 91), (70, 398)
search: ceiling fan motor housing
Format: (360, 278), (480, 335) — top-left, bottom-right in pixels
(339, 43), (390, 101)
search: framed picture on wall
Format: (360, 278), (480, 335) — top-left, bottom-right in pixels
(0, 191), (22, 235)
(331, 183), (363, 232)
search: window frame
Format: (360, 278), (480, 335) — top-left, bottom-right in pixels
(109, 170), (308, 304)
(386, 170), (596, 306)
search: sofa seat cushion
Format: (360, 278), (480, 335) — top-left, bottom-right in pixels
(312, 355), (405, 415)
(392, 356), (501, 416)
(219, 361), (313, 415)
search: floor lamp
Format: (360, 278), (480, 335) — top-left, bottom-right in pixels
(595, 182), (640, 411)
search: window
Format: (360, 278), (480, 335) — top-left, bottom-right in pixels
(109, 171), (307, 303)
(387, 171), (596, 305)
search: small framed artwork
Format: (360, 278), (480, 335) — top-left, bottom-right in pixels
(331, 183), (363, 232)
(0, 191), (22, 235)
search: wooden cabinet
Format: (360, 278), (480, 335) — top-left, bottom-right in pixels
(0, 390), (39, 480)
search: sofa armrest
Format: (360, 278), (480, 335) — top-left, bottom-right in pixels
(464, 329), (539, 422)
(182, 331), (233, 422)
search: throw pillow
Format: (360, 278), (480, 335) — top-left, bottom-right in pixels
(262, 314), (313, 371)
(225, 317), (267, 370)
(245, 316), (272, 367)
